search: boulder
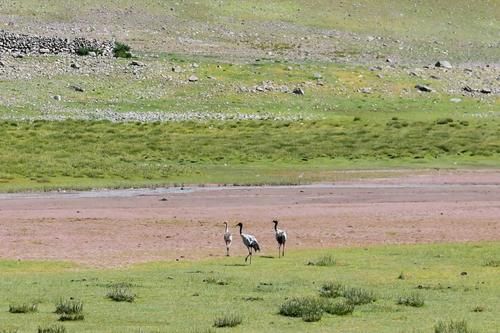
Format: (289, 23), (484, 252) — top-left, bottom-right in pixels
(435, 60), (452, 69)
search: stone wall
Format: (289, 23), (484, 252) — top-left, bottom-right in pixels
(0, 30), (114, 56)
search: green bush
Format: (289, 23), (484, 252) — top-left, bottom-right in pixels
(8, 303), (38, 313)
(113, 42), (132, 58)
(279, 297), (324, 322)
(213, 313), (242, 328)
(322, 298), (355, 315)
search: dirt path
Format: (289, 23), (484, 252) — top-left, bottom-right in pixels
(1, 170), (499, 267)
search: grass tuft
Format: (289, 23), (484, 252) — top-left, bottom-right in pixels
(483, 259), (500, 267)
(434, 320), (478, 333)
(308, 255), (336, 267)
(8, 303), (38, 313)
(396, 292), (425, 307)
(213, 313), (242, 328)
(55, 298), (84, 321)
(37, 325), (66, 333)
(106, 283), (136, 302)
(203, 277), (228, 285)
(472, 305), (485, 312)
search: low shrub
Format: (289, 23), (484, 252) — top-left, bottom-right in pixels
(279, 297), (323, 322)
(106, 283), (136, 302)
(8, 303), (38, 313)
(434, 320), (478, 333)
(322, 298), (355, 315)
(397, 292), (424, 307)
(213, 313), (242, 328)
(342, 287), (376, 305)
(319, 282), (344, 298)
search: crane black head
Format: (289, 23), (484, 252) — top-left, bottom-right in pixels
(235, 222), (243, 227)
(272, 219), (279, 225)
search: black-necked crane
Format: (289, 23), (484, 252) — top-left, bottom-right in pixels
(223, 221), (232, 256)
(273, 219), (287, 258)
(235, 222), (260, 264)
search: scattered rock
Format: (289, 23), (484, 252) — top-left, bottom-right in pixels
(360, 87), (372, 94)
(292, 87), (305, 95)
(188, 75), (199, 82)
(70, 63), (80, 69)
(172, 66), (182, 73)
(450, 98), (462, 103)
(53, 95), (62, 101)
(313, 73), (322, 79)
(480, 88), (492, 94)
(435, 60), (452, 69)
(129, 60), (144, 67)
(430, 75), (440, 80)
(69, 85), (84, 92)
(39, 48), (50, 54)
(463, 86), (474, 93)
(386, 58), (393, 63)
(415, 84), (434, 92)
(369, 66), (382, 71)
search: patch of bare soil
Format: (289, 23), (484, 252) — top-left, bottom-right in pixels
(0, 170), (499, 267)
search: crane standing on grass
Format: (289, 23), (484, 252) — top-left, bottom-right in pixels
(235, 222), (260, 264)
(223, 221), (232, 256)
(273, 219), (287, 258)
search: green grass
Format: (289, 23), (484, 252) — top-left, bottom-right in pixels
(0, 242), (498, 332)
(0, 114), (499, 191)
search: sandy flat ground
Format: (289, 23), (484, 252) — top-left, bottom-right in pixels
(0, 169), (499, 267)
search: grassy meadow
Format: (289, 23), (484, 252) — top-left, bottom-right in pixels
(0, 243), (498, 332)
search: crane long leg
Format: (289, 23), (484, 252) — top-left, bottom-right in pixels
(245, 247), (252, 263)
(278, 245), (281, 258)
(282, 242), (285, 257)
